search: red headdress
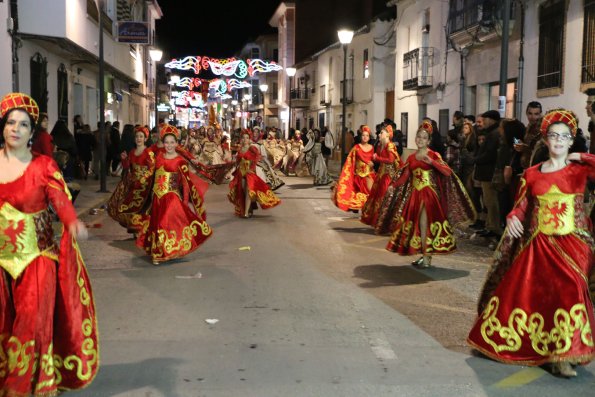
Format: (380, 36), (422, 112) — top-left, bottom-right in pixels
(540, 108), (578, 137)
(135, 125), (149, 138)
(384, 125), (394, 140)
(160, 124), (180, 140)
(361, 125), (371, 134)
(419, 120), (433, 135)
(0, 92), (40, 123)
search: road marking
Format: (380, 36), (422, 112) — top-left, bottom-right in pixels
(491, 367), (547, 388)
(368, 332), (397, 360)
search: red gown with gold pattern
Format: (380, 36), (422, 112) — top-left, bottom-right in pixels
(332, 144), (376, 211)
(386, 150), (474, 255)
(468, 154), (595, 366)
(361, 142), (401, 226)
(0, 154), (98, 396)
(228, 145), (281, 217)
(107, 148), (155, 232)
(136, 154), (212, 263)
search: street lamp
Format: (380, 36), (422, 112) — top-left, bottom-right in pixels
(259, 84), (268, 128)
(149, 48), (163, 129)
(96, 0), (108, 192)
(286, 67), (296, 138)
(243, 93), (251, 128)
(338, 29), (353, 167)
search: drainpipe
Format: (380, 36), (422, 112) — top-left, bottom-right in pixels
(459, 50), (465, 112)
(9, 0), (20, 91)
(516, 1), (525, 118)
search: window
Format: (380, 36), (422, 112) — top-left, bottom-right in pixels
(582, 0), (595, 85)
(272, 82), (278, 101)
(439, 109), (449, 136)
(320, 84), (326, 104)
(30, 53), (48, 113)
(448, 0), (489, 34)
(400, 112), (408, 148)
(363, 49), (369, 79)
(537, 0), (566, 90)
(57, 64), (68, 122)
(251, 48), (260, 59)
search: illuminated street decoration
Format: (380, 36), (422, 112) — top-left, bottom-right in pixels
(227, 79), (251, 90)
(171, 90), (205, 108)
(175, 77), (202, 90)
(172, 77), (251, 93)
(209, 79), (228, 95)
(165, 55), (283, 78)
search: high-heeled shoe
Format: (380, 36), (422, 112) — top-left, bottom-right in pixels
(551, 361), (577, 378)
(411, 257), (424, 267)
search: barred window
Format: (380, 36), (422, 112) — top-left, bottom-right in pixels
(57, 64), (68, 122)
(30, 53), (48, 113)
(583, 0), (595, 84)
(537, 0), (566, 90)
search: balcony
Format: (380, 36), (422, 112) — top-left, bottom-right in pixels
(447, 0), (511, 47)
(339, 79), (353, 104)
(290, 88), (310, 108)
(268, 93), (279, 107)
(402, 48), (434, 91)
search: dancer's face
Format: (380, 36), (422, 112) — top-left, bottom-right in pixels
(135, 131), (146, 147)
(415, 130), (430, 149)
(163, 135), (177, 154)
(361, 131), (370, 144)
(3, 109), (33, 150)
(545, 123), (573, 158)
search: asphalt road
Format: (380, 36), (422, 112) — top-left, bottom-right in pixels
(70, 176), (595, 397)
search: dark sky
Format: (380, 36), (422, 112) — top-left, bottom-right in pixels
(155, 0), (281, 60)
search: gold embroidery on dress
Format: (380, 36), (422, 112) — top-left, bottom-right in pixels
(239, 158), (252, 176)
(355, 159), (373, 177)
(536, 185), (576, 235)
(153, 166), (181, 199)
(412, 168), (432, 191)
(480, 296), (594, 355)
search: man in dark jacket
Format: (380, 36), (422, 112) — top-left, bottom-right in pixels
(109, 121), (121, 175)
(474, 110), (501, 238)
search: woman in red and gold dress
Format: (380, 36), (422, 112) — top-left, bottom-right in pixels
(136, 125), (212, 265)
(332, 125), (376, 211)
(468, 109), (595, 378)
(107, 126), (155, 234)
(385, 121), (475, 268)
(361, 125), (401, 226)
(0, 93), (98, 396)
(228, 132), (281, 218)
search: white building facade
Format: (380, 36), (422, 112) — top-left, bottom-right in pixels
(0, 0), (162, 131)
(393, 0), (595, 150)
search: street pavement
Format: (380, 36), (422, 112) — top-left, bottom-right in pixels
(68, 175), (595, 397)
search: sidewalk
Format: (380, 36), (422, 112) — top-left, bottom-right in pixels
(71, 175), (120, 217)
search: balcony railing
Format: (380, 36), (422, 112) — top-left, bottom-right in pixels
(339, 79), (353, 104)
(403, 48), (434, 91)
(290, 88), (310, 108)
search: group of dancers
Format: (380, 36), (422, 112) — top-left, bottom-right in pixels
(332, 113), (595, 377)
(1, 90), (594, 397)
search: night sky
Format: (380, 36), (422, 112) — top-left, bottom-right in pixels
(155, 0), (281, 60)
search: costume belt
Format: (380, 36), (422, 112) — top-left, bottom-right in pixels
(153, 167), (181, 198)
(0, 202), (57, 279)
(355, 160), (373, 177)
(132, 164), (151, 181)
(412, 168), (432, 190)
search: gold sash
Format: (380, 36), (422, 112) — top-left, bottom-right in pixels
(355, 160), (372, 177)
(153, 166), (181, 198)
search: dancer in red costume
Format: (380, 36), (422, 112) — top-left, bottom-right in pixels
(468, 109), (595, 378)
(332, 125), (376, 211)
(228, 132), (281, 218)
(0, 93), (98, 396)
(136, 124), (212, 265)
(385, 121), (475, 267)
(107, 126), (155, 234)
(361, 125), (401, 226)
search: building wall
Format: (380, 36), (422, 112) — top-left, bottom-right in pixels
(0, 2), (12, 95)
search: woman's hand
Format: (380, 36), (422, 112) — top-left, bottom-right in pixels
(567, 152), (582, 163)
(506, 215), (523, 239)
(68, 220), (88, 240)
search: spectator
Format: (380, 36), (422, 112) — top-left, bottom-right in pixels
(496, 119), (525, 230)
(109, 121), (121, 176)
(474, 110), (501, 239)
(424, 118), (445, 158)
(513, 101), (543, 171)
(31, 112), (54, 157)
(75, 123), (95, 179)
(51, 119), (77, 181)
(446, 111), (464, 176)
(585, 88), (595, 154)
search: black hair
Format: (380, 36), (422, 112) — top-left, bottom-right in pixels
(464, 115), (475, 123)
(501, 119), (525, 147)
(453, 111), (464, 119)
(526, 101), (542, 112)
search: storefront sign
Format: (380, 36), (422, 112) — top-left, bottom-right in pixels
(117, 22), (149, 44)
